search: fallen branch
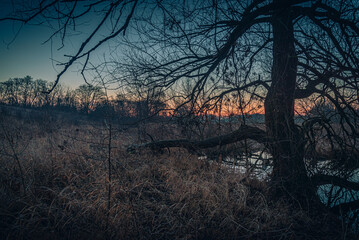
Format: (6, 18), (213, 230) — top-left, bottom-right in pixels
(331, 199), (359, 214)
(311, 174), (359, 191)
(127, 125), (267, 152)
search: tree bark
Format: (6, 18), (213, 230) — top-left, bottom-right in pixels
(264, 1), (313, 201)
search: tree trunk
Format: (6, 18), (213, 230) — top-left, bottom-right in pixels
(264, 2), (313, 201)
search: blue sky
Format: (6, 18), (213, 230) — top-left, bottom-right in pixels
(0, 21), (84, 88)
(0, 1), (94, 89)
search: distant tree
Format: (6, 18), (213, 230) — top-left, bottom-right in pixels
(58, 88), (77, 111)
(1, 78), (21, 105)
(0, 77), (75, 110)
(0, 76), (36, 106)
(134, 90), (166, 120)
(0, 82), (5, 104)
(31, 79), (49, 107)
(75, 84), (106, 114)
(17, 76), (32, 106)
(114, 93), (130, 118)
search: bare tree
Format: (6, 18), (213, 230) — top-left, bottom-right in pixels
(119, 0), (359, 207)
(75, 84), (106, 113)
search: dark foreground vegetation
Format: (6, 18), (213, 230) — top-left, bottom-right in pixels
(2, 0), (359, 239)
(0, 111), (355, 240)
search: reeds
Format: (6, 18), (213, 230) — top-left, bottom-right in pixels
(0, 115), (348, 239)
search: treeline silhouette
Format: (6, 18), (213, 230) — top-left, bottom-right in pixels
(0, 76), (166, 121)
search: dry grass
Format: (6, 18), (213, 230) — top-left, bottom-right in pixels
(0, 115), (350, 239)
